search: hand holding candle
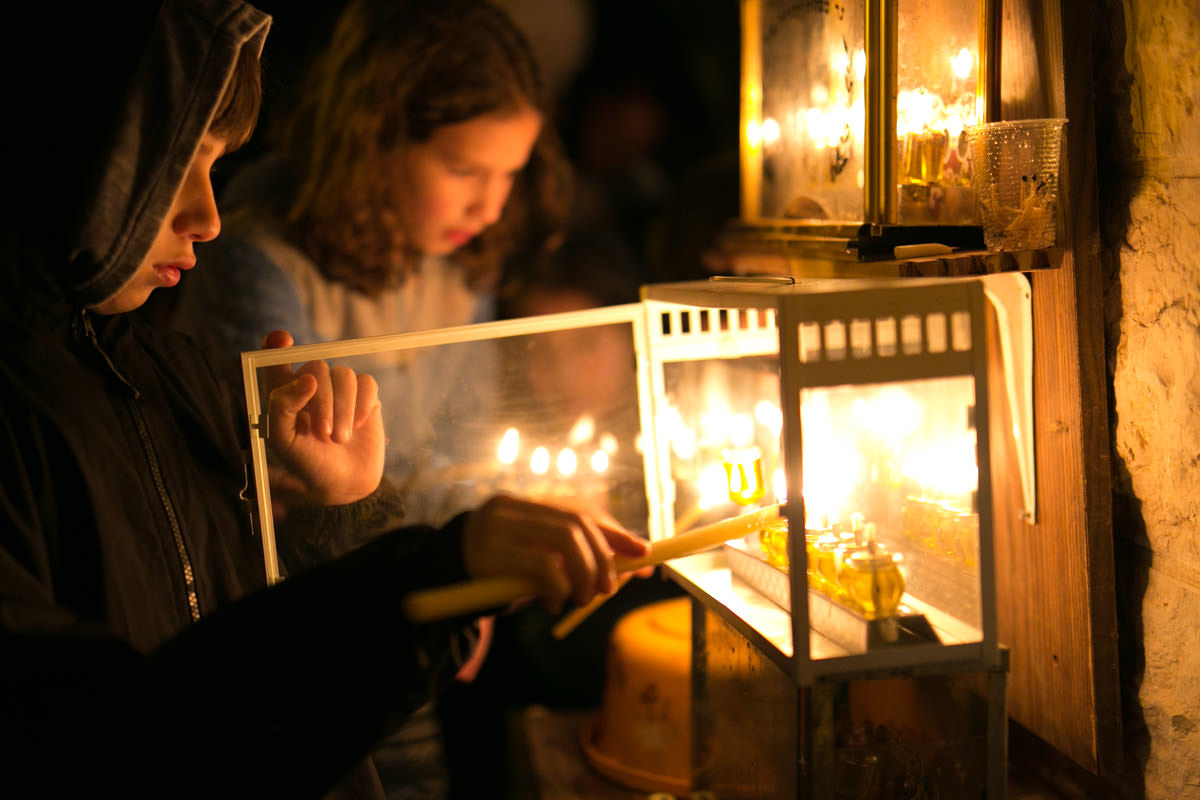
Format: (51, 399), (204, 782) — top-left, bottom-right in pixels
(460, 494), (648, 613)
(404, 502), (782, 623)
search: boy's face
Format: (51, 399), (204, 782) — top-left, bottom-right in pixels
(390, 107), (542, 256)
(90, 133), (225, 315)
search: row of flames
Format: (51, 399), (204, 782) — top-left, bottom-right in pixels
(493, 415), (624, 480)
(486, 385), (978, 538)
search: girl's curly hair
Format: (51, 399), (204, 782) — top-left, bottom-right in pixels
(278, 0), (572, 297)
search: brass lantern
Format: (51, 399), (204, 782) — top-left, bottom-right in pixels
(734, 0), (999, 264)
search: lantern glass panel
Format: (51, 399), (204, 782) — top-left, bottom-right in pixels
(758, 0), (866, 222)
(242, 307), (650, 583)
(749, 0), (986, 230)
(641, 278), (998, 678)
(660, 356), (786, 531)
(895, 0), (983, 224)
(799, 376), (983, 640)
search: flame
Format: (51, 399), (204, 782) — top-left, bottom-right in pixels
(698, 464), (732, 510)
(761, 117), (781, 146)
(530, 446), (550, 475)
(853, 49), (867, 83)
(755, 400), (783, 438)
(556, 448), (578, 477)
(951, 47), (974, 80)
(497, 427), (519, 465)
(568, 415), (595, 446)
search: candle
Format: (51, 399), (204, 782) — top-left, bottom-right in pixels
(403, 504), (783, 623)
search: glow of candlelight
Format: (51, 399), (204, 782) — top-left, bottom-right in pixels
(497, 427), (519, 465)
(568, 415), (595, 446)
(599, 433), (618, 454)
(729, 412), (755, 448)
(831, 46), (850, 77)
(806, 107), (830, 146)
(662, 406), (696, 459)
(951, 47), (974, 80)
(697, 464), (731, 510)
(761, 117), (780, 146)
(902, 432), (978, 498)
(745, 118), (763, 149)
(530, 446), (550, 475)
(897, 88), (942, 137)
(853, 49), (867, 83)
(945, 112), (965, 139)
(852, 388), (922, 442)
(800, 391), (860, 526)
(590, 449), (609, 473)
(699, 405), (732, 444)
(556, 448), (578, 477)
(773, 467), (787, 503)
(755, 400), (783, 438)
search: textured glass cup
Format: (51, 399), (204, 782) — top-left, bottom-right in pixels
(966, 118), (1067, 251)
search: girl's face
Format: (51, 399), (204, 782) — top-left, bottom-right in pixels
(391, 107), (542, 256)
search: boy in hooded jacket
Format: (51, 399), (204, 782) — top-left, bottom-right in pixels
(0, 2), (647, 797)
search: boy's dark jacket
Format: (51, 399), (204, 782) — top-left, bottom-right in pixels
(0, 1), (476, 796)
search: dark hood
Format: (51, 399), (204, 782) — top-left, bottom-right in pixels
(1, 0), (270, 312)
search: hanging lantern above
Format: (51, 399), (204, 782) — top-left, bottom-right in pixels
(731, 0), (1000, 265)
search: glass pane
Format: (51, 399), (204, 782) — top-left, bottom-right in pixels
(759, 0), (867, 222)
(896, 0), (982, 224)
(801, 375), (983, 652)
(660, 356), (784, 533)
(249, 318), (648, 576)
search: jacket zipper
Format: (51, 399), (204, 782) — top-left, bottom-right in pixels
(77, 311), (202, 622)
(127, 397), (202, 622)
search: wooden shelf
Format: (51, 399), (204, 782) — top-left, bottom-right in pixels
(721, 244), (1065, 280)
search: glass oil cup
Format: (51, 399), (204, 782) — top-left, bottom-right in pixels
(844, 549), (906, 620)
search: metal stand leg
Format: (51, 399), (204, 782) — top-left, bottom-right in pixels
(987, 663), (1009, 799)
(809, 680), (837, 800)
(691, 598), (713, 793)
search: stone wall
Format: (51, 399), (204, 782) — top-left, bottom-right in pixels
(1098, 0), (1200, 796)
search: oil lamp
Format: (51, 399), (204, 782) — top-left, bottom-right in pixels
(733, 0), (999, 264)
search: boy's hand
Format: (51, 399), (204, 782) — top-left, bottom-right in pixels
(260, 330), (385, 505)
(461, 494), (650, 614)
